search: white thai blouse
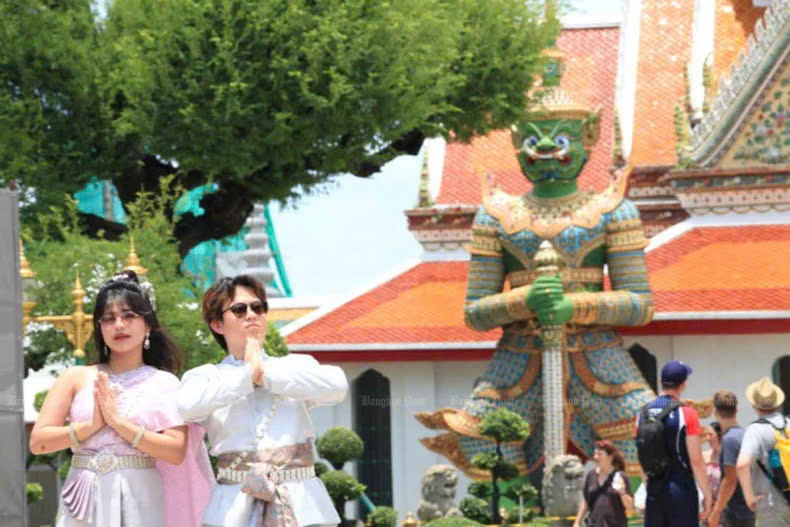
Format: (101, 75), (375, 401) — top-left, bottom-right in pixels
(177, 352), (348, 527)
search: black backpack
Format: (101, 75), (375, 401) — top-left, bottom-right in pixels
(636, 401), (681, 479)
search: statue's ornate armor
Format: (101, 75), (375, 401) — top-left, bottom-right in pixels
(418, 174), (656, 477)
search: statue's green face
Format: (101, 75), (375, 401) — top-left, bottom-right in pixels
(514, 118), (587, 185)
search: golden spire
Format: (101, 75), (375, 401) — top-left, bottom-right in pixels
(534, 240), (566, 277)
(123, 236), (148, 277)
(72, 273), (85, 305)
(19, 239), (37, 279)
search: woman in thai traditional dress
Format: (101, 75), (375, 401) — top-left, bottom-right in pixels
(30, 270), (213, 526)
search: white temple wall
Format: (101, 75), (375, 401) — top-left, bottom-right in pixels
(624, 333), (790, 424)
(307, 334), (790, 518)
(309, 359), (487, 520)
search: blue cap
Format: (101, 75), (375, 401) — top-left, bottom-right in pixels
(661, 360), (692, 386)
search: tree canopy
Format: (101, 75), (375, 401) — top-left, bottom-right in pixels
(2, 0), (560, 255)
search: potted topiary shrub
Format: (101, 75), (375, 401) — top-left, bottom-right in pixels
(504, 482), (538, 524)
(367, 505), (397, 527)
(26, 482), (43, 505)
(463, 408), (533, 525)
(316, 426), (366, 526)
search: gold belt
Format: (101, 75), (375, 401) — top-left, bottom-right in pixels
(507, 267), (604, 288)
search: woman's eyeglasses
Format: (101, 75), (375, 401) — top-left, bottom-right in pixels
(223, 300), (268, 318)
(98, 310), (141, 326)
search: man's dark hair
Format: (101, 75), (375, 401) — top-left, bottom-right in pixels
(202, 275), (268, 351)
(713, 390), (738, 418)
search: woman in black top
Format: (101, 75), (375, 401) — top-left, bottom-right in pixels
(573, 440), (634, 527)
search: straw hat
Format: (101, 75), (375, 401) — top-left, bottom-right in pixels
(745, 377), (785, 411)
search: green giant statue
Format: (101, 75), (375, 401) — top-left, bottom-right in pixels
(417, 71), (655, 480)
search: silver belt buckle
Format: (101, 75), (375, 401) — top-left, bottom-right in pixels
(89, 452), (118, 475)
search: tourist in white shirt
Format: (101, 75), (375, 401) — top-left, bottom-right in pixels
(735, 377), (790, 527)
(177, 275), (348, 527)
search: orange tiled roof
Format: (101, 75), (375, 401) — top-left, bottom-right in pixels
(287, 225), (790, 347)
(286, 261), (500, 345)
(268, 308), (317, 323)
(629, 0), (695, 167)
(436, 26), (621, 205)
(648, 225), (790, 312)
(713, 0), (765, 85)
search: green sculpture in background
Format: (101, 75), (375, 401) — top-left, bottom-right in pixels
(417, 49), (656, 482)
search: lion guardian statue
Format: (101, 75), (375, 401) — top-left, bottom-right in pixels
(541, 455), (585, 521)
(417, 464), (463, 522)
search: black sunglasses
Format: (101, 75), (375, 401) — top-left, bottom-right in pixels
(222, 300), (268, 318)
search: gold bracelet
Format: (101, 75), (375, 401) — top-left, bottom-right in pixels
(131, 425), (145, 449)
(68, 423), (81, 449)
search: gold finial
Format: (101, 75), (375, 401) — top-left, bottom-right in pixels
(124, 236), (147, 276)
(534, 240), (566, 276)
(402, 511), (418, 527)
(72, 273), (86, 305)
(19, 239), (37, 279)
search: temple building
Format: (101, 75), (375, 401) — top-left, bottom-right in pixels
(283, 0), (790, 518)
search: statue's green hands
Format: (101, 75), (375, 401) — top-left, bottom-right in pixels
(526, 275), (573, 325)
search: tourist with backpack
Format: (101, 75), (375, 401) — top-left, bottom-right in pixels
(735, 377), (790, 527)
(636, 360), (712, 527)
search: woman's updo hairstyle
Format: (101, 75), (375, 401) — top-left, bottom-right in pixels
(92, 270), (182, 373)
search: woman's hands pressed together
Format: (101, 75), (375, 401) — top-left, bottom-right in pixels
(94, 371), (121, 430)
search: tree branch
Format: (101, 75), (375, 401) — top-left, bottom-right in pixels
(173, 180), (253, 257)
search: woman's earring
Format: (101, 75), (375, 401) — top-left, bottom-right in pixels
(104, 345), (109, 355)
(144, 332), (150, 350)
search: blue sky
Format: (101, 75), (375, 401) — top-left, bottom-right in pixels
(270, 0), (625, 297)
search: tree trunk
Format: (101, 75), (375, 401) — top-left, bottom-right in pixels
(333, 498), (346, 523)
(491, 441), (503, 525)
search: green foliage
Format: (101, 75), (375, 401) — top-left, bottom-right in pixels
(26, 482), (43, 504)
(478, 408), (531, 443)
(469, 407), (533, 525)
(316, 427), (364, 470)
(494, 461), (519, 481)
(21, 178), (224, 373)
(33, 390), (48, 413)
(264, 322), (289, 357)
(367, 506), (397, 527)
(58, 458), (72, 483)
(504, 482), (538, 503)
(423, 517), (485, 527)
(2, 0), (562, 250)
(459, 497), (491, 524)
(320, 470), (366, 510)
(314, 461), (330, 478)
(468, 481), (492, 499)
(0, 0), (118, 225)
(470, 452), (498, 471)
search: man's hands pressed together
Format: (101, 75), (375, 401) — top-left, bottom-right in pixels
(244, 336), (265, 386)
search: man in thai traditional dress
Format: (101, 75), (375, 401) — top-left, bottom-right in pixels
(178, 275), (348, 527)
